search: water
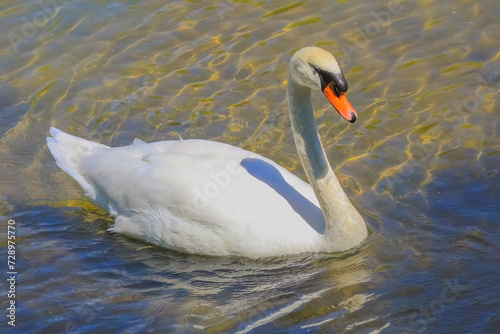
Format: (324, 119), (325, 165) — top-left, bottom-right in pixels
(1, 0), (499, 332)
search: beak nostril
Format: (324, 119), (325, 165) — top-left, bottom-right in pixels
(334, 85), (340, 96)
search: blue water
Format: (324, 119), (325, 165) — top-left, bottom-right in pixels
(2, 169), (499, 332)
(1, 0), (500, 332)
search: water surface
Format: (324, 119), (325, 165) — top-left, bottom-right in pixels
(1, 0), (499, 332)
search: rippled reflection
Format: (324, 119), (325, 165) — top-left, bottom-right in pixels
(0, 0), (499, 332)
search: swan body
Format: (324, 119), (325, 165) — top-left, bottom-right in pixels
(47, 47), (367, 258)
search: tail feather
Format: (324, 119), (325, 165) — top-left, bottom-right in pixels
(47, 127), (108, 200)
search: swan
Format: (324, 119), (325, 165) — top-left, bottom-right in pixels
(47, 47), (367, 258)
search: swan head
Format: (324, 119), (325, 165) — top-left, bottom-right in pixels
(289, 47), (357, 123)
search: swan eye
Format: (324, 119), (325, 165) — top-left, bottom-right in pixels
(314, 67), (348, 94)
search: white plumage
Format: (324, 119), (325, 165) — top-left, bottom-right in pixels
(47, 47), (367, 258)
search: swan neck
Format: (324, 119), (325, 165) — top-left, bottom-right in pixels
(287, 74), (367, 248)
(287, 79), (329, 180)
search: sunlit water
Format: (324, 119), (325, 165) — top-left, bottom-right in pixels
(1, 0), (499, 332)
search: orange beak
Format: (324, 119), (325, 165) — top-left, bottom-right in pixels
(323, 82), (357, 123)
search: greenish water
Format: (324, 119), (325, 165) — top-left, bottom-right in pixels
(1, 0), (499, 332)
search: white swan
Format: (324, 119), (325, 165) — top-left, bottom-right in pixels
(47, 47), (367, 258)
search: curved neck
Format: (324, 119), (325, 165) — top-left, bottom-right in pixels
(286, 73), (366, 250)
(286, 81), (329, 180)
